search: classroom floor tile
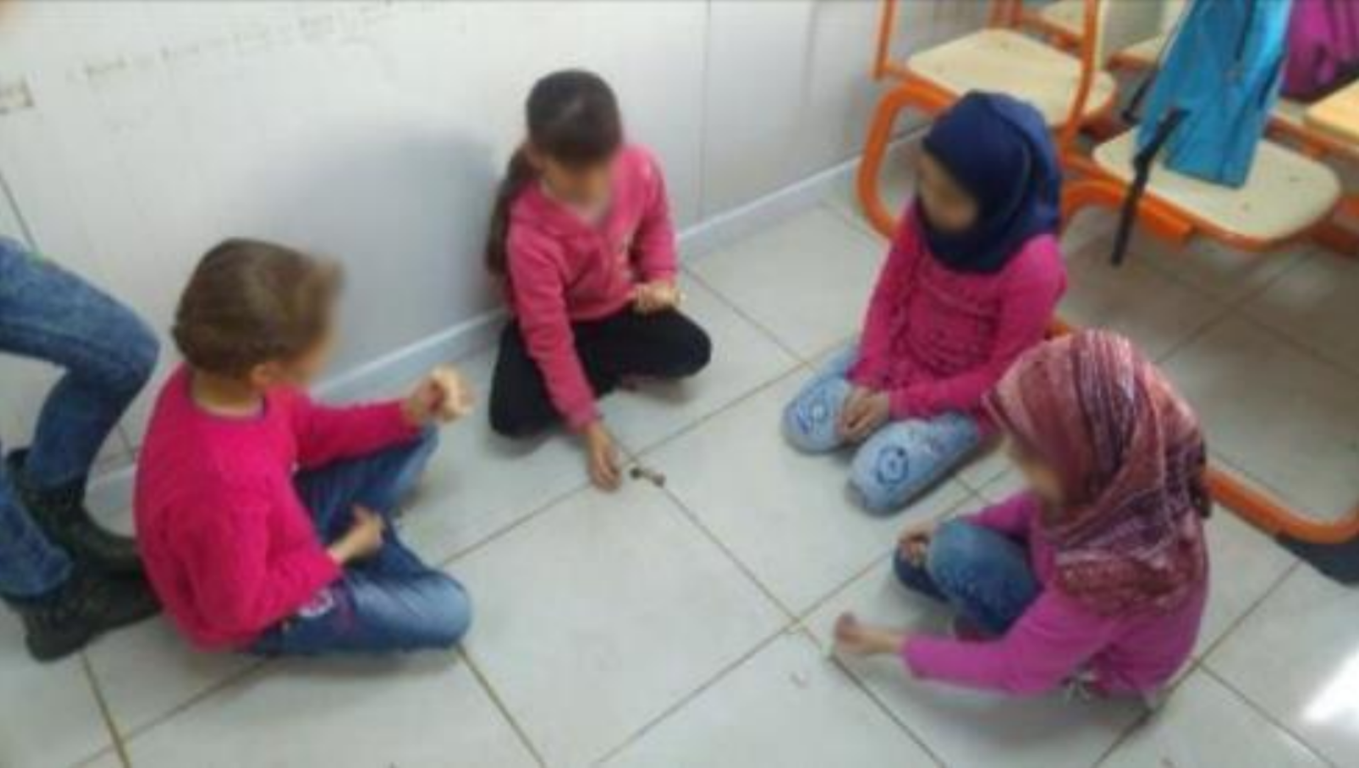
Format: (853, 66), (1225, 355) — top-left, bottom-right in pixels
(645, 371), (972, 614)
(599, 632), (937, 768)
(1096, 670), (1328, 768)
(0, 613), (113, 768)
(453, 480), (785, 767)
(24, 194), (1359, 768)
(688, 206), (884, 360)
(1207, 565), (1359, 768)
(124, 656), (538, 768)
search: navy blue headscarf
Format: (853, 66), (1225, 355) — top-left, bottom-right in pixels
(917, 92), (1061, 274)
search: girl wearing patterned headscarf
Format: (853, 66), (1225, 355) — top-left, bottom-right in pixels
(835, 330), (1210, 697)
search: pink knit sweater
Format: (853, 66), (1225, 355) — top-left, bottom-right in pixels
(505, 144), (677, 430)
(903, 493), (1207, 696)
(135, 367), (421, 650)
(848, 211), (1066, 425)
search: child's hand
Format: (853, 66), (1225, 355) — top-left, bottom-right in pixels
(898, 520), (937, 566)
(833, 612), (907, 658)
(583, 420), (622, 491)
(328, 505), (385, 564)
(838, 389), (891, 443)
(404, 366), (474, 426)
(633, 281), (681, 315)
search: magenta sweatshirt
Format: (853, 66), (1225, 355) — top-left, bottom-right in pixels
(505, 144), (677, 430)
(135, 367), (422, 650)
(902, 494), (1208, 696)
(849, 211), (1065, 426)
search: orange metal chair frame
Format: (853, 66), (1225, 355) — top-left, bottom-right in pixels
(857, 0), (1359, 543)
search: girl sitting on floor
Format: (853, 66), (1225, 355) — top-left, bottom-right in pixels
(783, 91), (1066, 514)
(485, 69), (711, 490)
(136, 240), (474, 655)
(835, 330), (1210, 698)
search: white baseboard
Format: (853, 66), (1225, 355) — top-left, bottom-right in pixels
(86, 137), (915, 518)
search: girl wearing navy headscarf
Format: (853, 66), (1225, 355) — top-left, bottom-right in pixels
(783, 92), (1067, 514)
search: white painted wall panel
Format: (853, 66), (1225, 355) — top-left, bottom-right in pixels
(0, 0), (977, 452)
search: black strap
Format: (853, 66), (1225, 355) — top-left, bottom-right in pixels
(1120, 1), (1195, 125)
(1110, 107), (1188, 267)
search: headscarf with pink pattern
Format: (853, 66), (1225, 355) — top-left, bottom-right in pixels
(985, 330), (1210, 615)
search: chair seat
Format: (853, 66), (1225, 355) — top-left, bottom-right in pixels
(1115, 33), (1168, 67)
(1273, 97), (1307, 129)
(1092, 130), (1342, 242)
(907, 29), (1116, 126)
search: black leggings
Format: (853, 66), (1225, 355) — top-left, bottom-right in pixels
(489, 307), (712, 437)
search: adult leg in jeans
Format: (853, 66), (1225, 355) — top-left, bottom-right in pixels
(782, 346), (858, 454)
(892, 518), (1040, 636)
(0, 240), (160, 660)
(251, 429), (472, 655)
(850, 411), (981, 514)
(0, 240), (159, 573)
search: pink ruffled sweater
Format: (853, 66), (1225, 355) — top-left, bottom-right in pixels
(135, 367), (421, 650)
(505, 144), (677, 430)
(903, 493), (1208, 696)
(848, 211), (1066, 426)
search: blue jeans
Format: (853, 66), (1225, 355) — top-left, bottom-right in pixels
(893, 519), (1040, 636)
(783, 346), (981, 514)
(0, 239), (158, 598)
(251, 429), (472, 655)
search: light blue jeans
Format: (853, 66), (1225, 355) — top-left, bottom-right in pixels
(0, 239), (158, 598)
(783, 347), (980, 514)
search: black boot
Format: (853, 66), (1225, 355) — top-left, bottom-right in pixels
(7, 450), (142, 575)
(6, 569), (161, 662)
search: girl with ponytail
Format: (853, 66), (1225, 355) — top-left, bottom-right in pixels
(485, 70), (711, 490)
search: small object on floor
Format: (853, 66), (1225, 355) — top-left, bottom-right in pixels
(630, 464), (667, 488)
(1278, 533), (1359, 584)
(789, 670), (810, 689)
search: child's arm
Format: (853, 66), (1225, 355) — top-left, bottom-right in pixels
(888, 249), (1064, 420)
(290, 392), (421, 471)
(965, 492), (1037, 539)
(509, 240), (599, 430)
(182, 486), (342, 639)
(850, 225), (919, 388)
(902, 591), (1117, 696)
(630, 149), (678, 284)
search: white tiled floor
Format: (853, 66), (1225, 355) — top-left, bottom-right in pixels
(4, 193), (1356, 768)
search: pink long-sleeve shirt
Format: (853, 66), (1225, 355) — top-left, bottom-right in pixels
(505, 144), (677, 430)
(903, 493), (1208, 696)
(135, 366), (422, 650)
(849, 211), (1066, 426)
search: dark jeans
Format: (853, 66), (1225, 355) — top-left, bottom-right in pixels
(0, 239), (158, 598)
(489, 306), (712, 437)
(250, 429), (472, 655)
(893, 518), (1041, 636)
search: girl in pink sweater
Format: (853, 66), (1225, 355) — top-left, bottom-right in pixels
(137, 241), (475, 655)
(834, 331), (1210, 698)
(485, 70), (711, 489)
(783, 92), (1066, 514)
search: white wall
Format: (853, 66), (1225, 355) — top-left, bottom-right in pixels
(0, 0), (983, 468)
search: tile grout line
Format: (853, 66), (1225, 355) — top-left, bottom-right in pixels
(1199, 664), (1340, 768)
(682, 266), (807, 364)
(1194, 560), (1300, 664)
(457, 648), (548, 768)
(79, 652), (132, 768)
(115, 658), (270, 746)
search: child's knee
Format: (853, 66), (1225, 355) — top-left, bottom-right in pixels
(924, 520), (987, 589)
(676, 323), (712, 375)
(423, 577), (472, 648)
(782, 382), (848, 455)
(849, 444), (905, 514)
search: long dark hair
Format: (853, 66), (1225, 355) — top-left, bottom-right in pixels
(485, 69), (623, 276)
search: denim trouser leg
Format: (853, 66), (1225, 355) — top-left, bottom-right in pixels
(0, 449), (70, 598)
(850, 411), (981, 514)
(250, 429), (472, 655)
(782, 346), (858, 454)
(892, 519), (1040, 636)
(0, 239), (158, 489)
